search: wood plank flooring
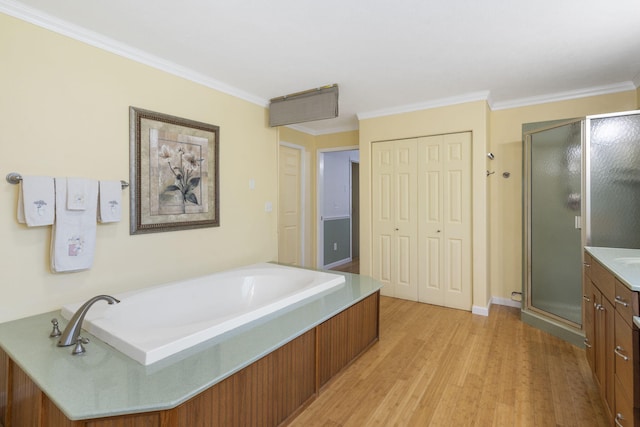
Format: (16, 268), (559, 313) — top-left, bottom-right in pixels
(289, 296), (608, 427)
(330, 258), (360, 274)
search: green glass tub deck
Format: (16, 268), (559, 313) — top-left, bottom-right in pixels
(0, 268), (382, 426)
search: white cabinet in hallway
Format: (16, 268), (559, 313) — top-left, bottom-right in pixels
(372, 132), (472, 310)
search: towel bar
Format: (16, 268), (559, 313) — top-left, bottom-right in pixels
(5, 172), (129, 189)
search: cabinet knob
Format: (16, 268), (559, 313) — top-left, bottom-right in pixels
(615, 413), (626, 427)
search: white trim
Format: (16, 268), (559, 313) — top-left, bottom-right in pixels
(324, 258), (352, 270)
(286, 122), (359, 136)
(279, 141), (306, 267)
(0, 0), (267, 108)
(357, 91), (491, 120)
(471, 296), (521, 316)
(471, 304), (490, 317)
(491, 296), (522, 309)
(491, 82), (637, 111)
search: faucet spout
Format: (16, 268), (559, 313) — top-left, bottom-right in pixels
(57, 295), (120, 347)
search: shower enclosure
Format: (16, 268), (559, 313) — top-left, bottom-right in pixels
(523, 110), (640, 344)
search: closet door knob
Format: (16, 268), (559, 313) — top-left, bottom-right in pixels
(437, 230), (441, 233)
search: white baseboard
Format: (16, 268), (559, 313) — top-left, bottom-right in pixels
(491, 296), (522, 308)
(472, 296), (521, 317)
(323, 257), (352, 270)
(472, 305), (489, 316)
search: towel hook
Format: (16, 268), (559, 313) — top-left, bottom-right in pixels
(6, 172), (129, 189)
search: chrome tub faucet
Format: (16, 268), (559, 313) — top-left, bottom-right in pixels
(57, 295), (120, 349)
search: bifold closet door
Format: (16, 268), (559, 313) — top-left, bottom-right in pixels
(417, 133), (472, 310)
(371, 139), (418, 300)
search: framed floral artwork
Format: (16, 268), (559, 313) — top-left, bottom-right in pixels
(129, 107), (219, 234)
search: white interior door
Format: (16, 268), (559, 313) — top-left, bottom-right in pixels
(418, 132), (471, 310)
(372, 139), (418, 300)
(278, 145), (301, 265)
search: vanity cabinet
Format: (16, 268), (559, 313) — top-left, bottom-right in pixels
(584, 252), (639, 427)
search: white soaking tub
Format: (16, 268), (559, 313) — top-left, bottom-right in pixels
(60, 263), (345, 365)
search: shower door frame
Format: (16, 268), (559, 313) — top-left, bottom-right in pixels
(523, 118), (586, 330)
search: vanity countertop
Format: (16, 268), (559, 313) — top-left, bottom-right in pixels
(585, 246), (640, 291)
(0, 270), (382, 421)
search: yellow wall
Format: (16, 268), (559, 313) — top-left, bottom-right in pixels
(489, 91), (638, 302)
(0, 14), (278, 322)
(359, 101), (491, 310)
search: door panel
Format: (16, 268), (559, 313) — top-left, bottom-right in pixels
(278, 145), (301, 265)
(372, 140), (418, 300)
(418, 132), (471, 310)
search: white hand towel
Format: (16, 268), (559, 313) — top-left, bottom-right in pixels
(51, 177), (98, 273)
(17, 176), (55, 227)
(66, 177), (92, 210)
(98, 180), (122, 223)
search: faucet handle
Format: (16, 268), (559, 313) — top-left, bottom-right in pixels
(71, 336), (90, 355)
(49, 318), (62, 338)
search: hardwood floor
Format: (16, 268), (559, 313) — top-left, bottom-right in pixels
(289, 296), (608, 427)
(330, 257), (360, 274)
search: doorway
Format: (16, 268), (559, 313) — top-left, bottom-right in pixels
(317, 148), (359, 269)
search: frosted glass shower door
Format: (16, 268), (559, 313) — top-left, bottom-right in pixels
(588, 113), (640, 248)
(527, 122), (583, 325)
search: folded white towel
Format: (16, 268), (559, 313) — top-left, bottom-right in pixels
(98, 180), (122, 223)
(17, 176), (55, 227)
(51, 177), (98, 273)
(67, 177), (94, 210)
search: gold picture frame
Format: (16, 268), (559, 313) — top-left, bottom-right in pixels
(129, 107), (219, 234)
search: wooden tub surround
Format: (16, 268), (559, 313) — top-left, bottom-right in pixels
(0, 273), (381, 427)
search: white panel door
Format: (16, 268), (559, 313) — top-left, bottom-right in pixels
(372, 139), (418, 300)
(278, 145), (301, 266)
(418, 132), (471, 310)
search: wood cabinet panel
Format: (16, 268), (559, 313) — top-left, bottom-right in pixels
(0, 347), (7, 427)
(615, 311), (639, 408)
(172, 329), (316, 427)
(615, 279), (640, 326)
(586, 252), (640, 427)
(590, 259), (616, 304)
(615, 375), (637, 427)
(317, 292), (379, 388)
(583, 272), (596, 370)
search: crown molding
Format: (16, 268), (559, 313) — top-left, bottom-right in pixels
(357, 91), (491, 121)
(0, 0), (268, 108)
(491, 81), (637, 111)
(285, 122), (359, 136)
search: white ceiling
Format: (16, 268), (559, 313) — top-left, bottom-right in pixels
(3, 0), (640, 134)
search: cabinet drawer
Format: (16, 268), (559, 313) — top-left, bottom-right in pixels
(615, 375), (637, 427)
(615, 279), (639, 324)
(615, 311), (640, 407)
(584, 252), (593, 279)
(591, 259), (616, 303)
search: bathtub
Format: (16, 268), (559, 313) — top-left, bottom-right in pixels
(60, 263), (345, 365)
